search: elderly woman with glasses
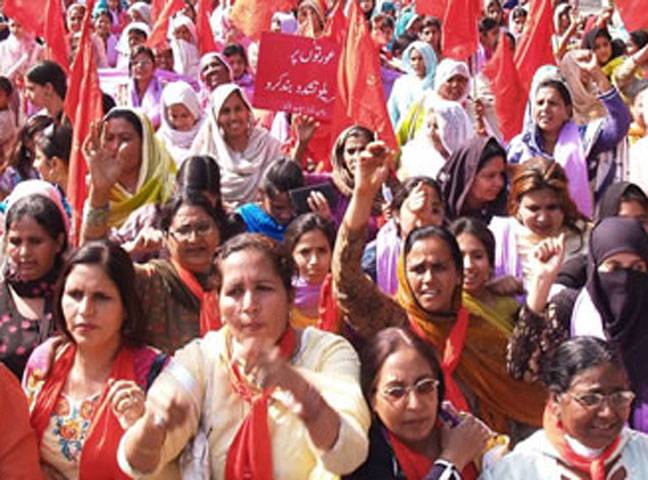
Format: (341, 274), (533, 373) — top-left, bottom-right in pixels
(344, 327), (491, 480)
(483, 336), (648, 479)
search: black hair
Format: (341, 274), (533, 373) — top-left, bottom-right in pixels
(391, 34), (413, 57)
(94, 8), (112, 22)
(541, 337), (626, 394)
(177, 155), (221, 197)
(159, 190), (226, 236)
(403, 225), (463, 274)
(630, 29), (648, 50)
(222, 43), (248, 66)
(512, 7), (528, 20)
(620, 184), (648, 212)
(104, 108), (144, 139)
(3, 115), (53, 180)
(0, 76), (14, 97)
(129, 45), (155, 70)
(479, 17), (499, 34)
(537, 79), (573, 108)
(52, 240), (147, 347)
(6, 194), (68, 253)
(259, 159), (305, 198)
(449, 217), (495, 267)
(284, 213), (337, 254)
(102, 92), (116, 116)
(360, 327), (446, 415)
(26, 61), (67, 100)
(216, 233), (296, 295)
(391, 176), (441, 211)
(35, 124), (73, 165)
(479, 137), (507, 169)
(421, 16), (441, 30)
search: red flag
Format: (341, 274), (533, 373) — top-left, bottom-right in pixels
(4, 0), (69, 72)
(332, 0), (396, 150)
(442, 0), (480, 60)
(147, 0), (185, 48)
(482, 34), (526, 142)
(229, 0), (297, 41)
(514, 0), (555, 93)
(150, 0), (164, 20)
(416, 0), (447, 19)
(615, 0), (648, 32)
(196, 0), (219, 54)
(64, 0), (103, 245)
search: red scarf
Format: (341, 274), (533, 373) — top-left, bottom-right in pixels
(387, 429), (478, 480)
(172, 259), (221, 335)
(316, 273), (340, 333)
(409, 307), (471, 412)
(544, 405), (622, 480)
(30, 343), (135, 480)
(224, 327), (297, 480)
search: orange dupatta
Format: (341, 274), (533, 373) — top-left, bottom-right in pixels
(544, 405), (623, 480)
(224, 326), (297, 480)
(30, 343), (135, 480)
(171, 259), (221, 335)
(395, 254), (546, 433)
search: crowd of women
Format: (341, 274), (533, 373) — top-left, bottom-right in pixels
(1, 0), (648, 478)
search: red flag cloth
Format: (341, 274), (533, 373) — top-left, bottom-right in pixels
(442, 0), (480, 60)
(316, 274), (340, 333)
(513, 0), (555, 93)
(30, 343), (134, 480)
(150, 0), (163, 20)
(332, 0), (397, 151)
(196, 0), (220, 54)
(616, 0), (648, 32)
(225, 327), (296, 480)
(147, 0), (185, 48)
(416, 0), (447, 19)
(482, 33), (526, 142)
(64, 0), (103, 245)
(4, 0), (69, 72)
(229, 0), (297, 41)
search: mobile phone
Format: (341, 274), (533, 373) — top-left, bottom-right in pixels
(289, 182), (337, 215)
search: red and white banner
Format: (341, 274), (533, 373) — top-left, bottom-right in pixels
(253, 32), (340, 120)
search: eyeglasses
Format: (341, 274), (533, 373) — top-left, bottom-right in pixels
(380, 377), (439, 405)
(169, 223), (215, 242)
(566, 390), (636, 410)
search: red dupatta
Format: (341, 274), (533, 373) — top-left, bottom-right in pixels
(172, 259), (221, 335)
(224, 327), (297, 480)
(316, 273), (340, 333)
(408, 307), (471, 412)
(30, 343), (136, 480)
(387, 429), (478, 480)
(544, 405), (623, 480)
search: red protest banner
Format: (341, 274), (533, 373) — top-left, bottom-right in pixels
(253, 32), (339, 120)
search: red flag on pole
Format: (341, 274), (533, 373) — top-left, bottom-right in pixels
(4, 0), (69, 72)
(514, 0), (555, 93)
(442, 0), (480, 60)
(147, 0), (185, 48)
(332, 0), (396, 150)
(615, 0), (648, 32)
(482, 34), (526, 142)
(64, 0), (103, 245)
(229, 0), (297, 41)
(196, 0), (220, 54)
(416, 0), (447, 19)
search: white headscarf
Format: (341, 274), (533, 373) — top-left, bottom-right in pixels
(400, 98), (474, 179)
(116, 21), (150, 55)
(169, 14), (200, 78)
(433, 59), (472, 103)
(127, 2), (152, 26)
(158, 81), (204, 165)
(189, 84), (282, 206)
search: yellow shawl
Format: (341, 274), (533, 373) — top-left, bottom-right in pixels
(395, 254), (545, 432)
(108, 109), (176, 227)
